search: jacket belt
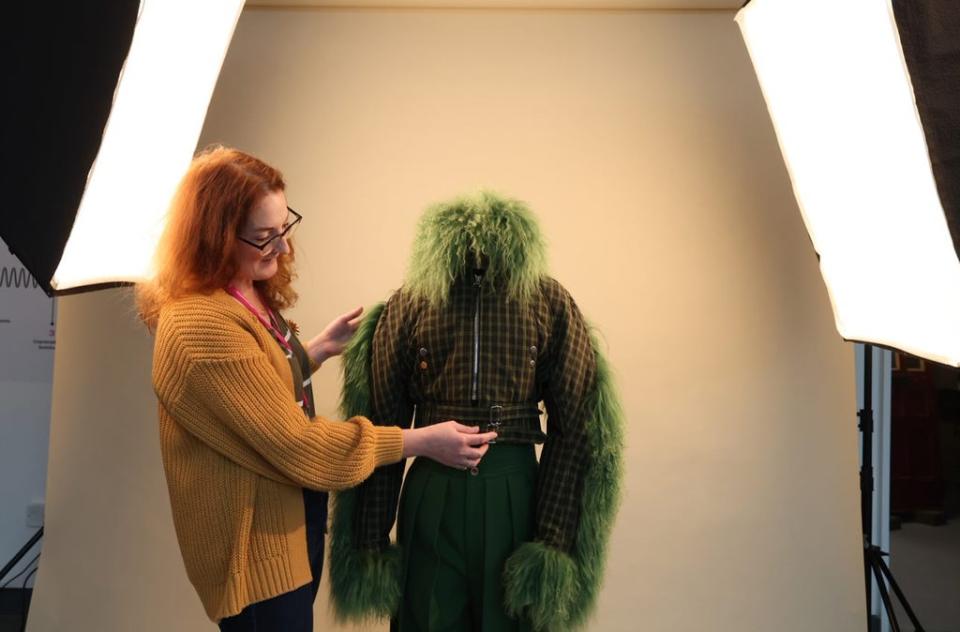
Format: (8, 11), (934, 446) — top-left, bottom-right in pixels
(415, 402), (543, 435)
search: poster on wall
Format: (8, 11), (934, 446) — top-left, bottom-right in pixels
(1, 240), (56, 382)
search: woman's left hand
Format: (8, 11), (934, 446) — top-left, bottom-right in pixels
(306, 306), (364, 367)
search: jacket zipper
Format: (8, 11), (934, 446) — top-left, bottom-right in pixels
(470, 272), (482, 404)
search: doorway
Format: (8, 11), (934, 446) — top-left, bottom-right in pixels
(887, 351), (960, 631)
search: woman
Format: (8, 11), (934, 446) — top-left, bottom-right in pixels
(137, 146), (496, 630)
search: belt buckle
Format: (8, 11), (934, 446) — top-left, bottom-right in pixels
(486, 404), (503, 444)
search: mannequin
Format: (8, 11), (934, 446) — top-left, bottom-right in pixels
(329, 192), (624, 631)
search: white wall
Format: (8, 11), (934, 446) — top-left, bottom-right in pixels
(27, 7), (866, 631)
(0, 243), (55, 590)
(0, 383), (50, 591)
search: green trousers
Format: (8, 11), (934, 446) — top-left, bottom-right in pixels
(394, 444), (537, 632)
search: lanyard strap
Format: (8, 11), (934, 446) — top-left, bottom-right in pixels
(225, 285), (310, 410)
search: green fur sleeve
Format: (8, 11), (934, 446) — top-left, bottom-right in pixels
(502, 332), (625, 631)
(328, 301), (403, 622)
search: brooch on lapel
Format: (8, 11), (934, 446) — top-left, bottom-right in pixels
(287, 319), (301, 336)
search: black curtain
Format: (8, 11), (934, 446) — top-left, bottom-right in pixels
(892, 1), (960, 262)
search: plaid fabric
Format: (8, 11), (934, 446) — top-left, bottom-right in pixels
(353, 274), (597, 553)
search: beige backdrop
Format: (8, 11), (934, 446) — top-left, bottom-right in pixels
(28, 6), (866, 632)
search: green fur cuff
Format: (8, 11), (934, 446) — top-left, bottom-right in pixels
(328, 489), (402, 622)
(503, 542), (580, 630)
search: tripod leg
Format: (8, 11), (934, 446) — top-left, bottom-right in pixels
(865, 544), (873, 632)
(869, 551), (902, 632)
(876, 554), (926, 631)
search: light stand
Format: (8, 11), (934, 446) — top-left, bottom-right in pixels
(859, 344), (924, 632)
(0, 528), (42, 586)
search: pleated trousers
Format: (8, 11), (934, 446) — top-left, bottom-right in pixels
(394, 444), (537, 632)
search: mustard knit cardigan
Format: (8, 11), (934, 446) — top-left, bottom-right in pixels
(152, 289), (403, 621)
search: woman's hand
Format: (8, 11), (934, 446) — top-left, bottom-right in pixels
(306, 306), (364, 367)
(402, 421), (498, 469)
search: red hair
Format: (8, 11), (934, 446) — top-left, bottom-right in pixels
(137, 146), (298, 330)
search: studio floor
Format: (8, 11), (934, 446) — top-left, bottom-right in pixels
(890, 519), (960, 632)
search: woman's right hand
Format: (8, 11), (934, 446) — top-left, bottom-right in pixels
(401, 421), (497, 470)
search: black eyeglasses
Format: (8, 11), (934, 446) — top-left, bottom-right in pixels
(238, 207), (302, 253)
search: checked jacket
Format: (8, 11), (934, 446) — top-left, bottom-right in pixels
(352, 273), (598, 554)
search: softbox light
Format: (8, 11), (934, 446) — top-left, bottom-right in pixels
(1, 0), (245, 295)
(736, 0), (960, 366)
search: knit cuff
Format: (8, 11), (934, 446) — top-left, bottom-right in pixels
(372, 425), (404, 467)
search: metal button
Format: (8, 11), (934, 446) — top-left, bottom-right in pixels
(419, 360), (428, 370)
(530, 345), (537, 355)
(419, 347), (428, 357)
(470, 467), (479, 476)
(529, 359), (536, 367)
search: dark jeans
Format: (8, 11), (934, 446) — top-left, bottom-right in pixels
(218, 489), (328, 632)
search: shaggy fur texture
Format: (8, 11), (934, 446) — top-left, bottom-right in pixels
(503, 331), (625, 631)
(328, 301), (403, 622)
(405, 191), (548, 306)
(338, 301), (385, 424)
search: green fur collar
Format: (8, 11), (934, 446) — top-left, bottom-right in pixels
(405, 191), (548, 306)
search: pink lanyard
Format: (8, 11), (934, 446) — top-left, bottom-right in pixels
(225, 285), (311, 410)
